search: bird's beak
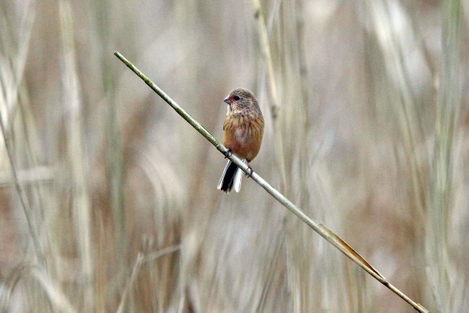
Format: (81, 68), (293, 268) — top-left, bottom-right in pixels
(224, 97), (232, 105)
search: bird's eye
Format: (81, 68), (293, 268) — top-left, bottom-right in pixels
(233, 96), (240, 101)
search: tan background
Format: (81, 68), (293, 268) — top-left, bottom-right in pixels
(0, 0), (468, 312)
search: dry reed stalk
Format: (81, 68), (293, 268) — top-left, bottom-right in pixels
(114, 51), (431, 313)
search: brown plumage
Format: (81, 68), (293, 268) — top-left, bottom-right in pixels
(217, 88), (264, 193)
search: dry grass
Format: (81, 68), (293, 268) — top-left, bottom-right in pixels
(0, 0), (468, 313)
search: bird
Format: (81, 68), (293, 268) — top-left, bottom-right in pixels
(217, 88), (264, 193)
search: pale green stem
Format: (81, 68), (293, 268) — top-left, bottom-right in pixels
(114, 51), (431, 313)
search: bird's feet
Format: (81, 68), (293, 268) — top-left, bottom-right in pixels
(224, 149), (233, 159)
(246, 165), (254, 178)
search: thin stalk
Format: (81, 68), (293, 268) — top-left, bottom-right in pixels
(115, 245), (181, 313)
(251, 0), (288, 188)
(0, 112), (44, 264)
(251, 0), (279, 118)
(114, 51), (430, 313)
(427, 0), (462, 312)
(59, 1), (94, 310)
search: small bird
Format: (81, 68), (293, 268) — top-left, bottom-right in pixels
(217, 88), (264, 193)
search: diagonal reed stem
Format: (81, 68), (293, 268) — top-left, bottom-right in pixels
(113, 51), (430, 313)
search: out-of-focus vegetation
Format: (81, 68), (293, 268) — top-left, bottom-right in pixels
(0, 1), (467, 313)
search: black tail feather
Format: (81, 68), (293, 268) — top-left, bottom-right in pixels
(219, 161), (239, 193)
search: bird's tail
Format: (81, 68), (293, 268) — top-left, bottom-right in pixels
(217, 160), (242, 193)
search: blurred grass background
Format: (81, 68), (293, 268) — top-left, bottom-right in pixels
(0, 0), (468, 312)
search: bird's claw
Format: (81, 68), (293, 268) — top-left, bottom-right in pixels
(246, 166), (254, 178)
(224, 149), (233, 159)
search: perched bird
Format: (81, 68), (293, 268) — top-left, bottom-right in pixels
(217, 88), (264, 193)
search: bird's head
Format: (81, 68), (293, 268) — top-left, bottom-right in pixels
(223, 88), (260, 113)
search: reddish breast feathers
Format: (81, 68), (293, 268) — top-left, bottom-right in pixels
(223, 113), (264, 162)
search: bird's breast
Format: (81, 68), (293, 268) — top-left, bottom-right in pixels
(223, 113), (264, 162)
